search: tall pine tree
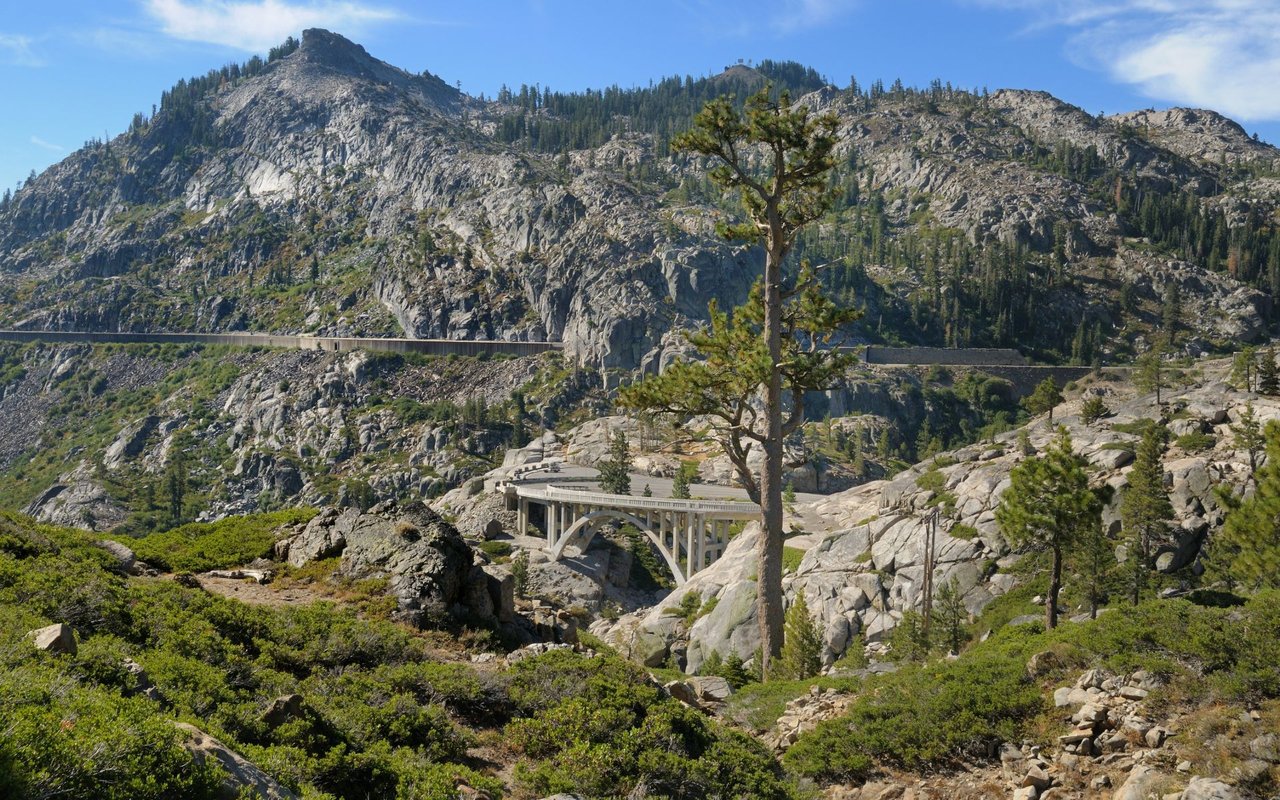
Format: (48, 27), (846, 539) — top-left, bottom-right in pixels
(1119, 425), (1172, 605)
(597, 430), (632, 495)
(1258, 346), (1280, 396)
(996, 426), (1102, 629)
(778, 590), (823, 680)
(1217, 421), (1280, 591)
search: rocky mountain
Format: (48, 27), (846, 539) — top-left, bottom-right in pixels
(2, 30), (1279, 376)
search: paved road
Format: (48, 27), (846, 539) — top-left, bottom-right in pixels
(511, 462), (825, 505)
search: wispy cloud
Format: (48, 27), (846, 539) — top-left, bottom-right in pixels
(774, 0), (858, 33)
(0, 33), (42, 67)
(29, 136), (63, 153)
(144, 0), (402, 52)
(971, 0), (1280, 121)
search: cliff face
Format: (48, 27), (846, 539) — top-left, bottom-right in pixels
(0, 30), (1276, 371)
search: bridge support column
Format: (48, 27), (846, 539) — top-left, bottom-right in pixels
(684, 518), (693, 584)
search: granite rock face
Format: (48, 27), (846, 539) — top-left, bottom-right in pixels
(604, 360), (1272, 671)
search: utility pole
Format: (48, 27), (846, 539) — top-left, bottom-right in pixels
(921, 508), (938, 634)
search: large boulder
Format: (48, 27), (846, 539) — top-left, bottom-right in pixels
(281, 502), (478, 627)
(337, 501), (474, 627)
(98, 539), (142, 575)
(1112, 765), (1164, 800)
(284, 507), (352, 567)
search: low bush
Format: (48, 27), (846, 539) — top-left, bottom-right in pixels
(506, 650), (795, 799)
(129, 509), (316, 572)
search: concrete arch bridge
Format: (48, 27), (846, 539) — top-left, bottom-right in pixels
(509, 485), (760, 586)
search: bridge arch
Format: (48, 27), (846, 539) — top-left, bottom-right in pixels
(550, 509), (688, 586)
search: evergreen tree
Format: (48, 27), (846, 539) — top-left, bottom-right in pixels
(778, 591), (823, 680)
(1134, 346), (1169, 404)
(1217, 421), (1280, 591)
(1230, 346), (1258, 392)
(165, 454), (189, 526)
(876, 429), (892, 460)
(1120, 425), (1172, 605)
(672, 461), (695, 500)
(1022, 377), (1064, 422)
(1080, 395), (1109, 424)
(1232, 402), (1265, 478)
(703, 650), (754, 689)
(1072, 517), (1113, 619)
(932, 576), (968, 655)
(851, 433), (866, 478)
(995, 426), (1102, 629)
(888, 609), (930, 662)
(1258, 347), (1280, 395)
(597, 430), (632, 495)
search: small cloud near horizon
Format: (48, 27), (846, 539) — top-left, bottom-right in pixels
(29, 136), (64, 153)
(144, 0), (402, 52)
(972, 0), (1280, 122)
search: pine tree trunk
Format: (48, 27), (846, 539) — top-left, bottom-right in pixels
(757, 240), (786, 679)
(1047, 544), (1061, 630)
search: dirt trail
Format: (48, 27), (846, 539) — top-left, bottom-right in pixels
(191, 575), (330, 607)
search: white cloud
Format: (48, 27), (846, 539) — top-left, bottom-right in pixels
(0, 33), (42, 66)
(775, 0), (858, 32)
(144, 0), (401, 52)
(971, 0), (1280, 121)
(29, 136), (63, 152)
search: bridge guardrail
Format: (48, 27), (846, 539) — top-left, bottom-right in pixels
(514, 484), (760, 517)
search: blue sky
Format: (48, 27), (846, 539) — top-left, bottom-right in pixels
(3, 0), (1280, 193)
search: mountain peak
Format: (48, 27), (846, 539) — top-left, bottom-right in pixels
(295, 28), (382, 74)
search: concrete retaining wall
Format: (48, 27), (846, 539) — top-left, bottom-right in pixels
(0, 330), (562, 358)
(863, 346), (1027, 366)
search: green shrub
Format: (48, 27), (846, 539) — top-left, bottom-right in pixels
(1175, 431), (1216, 452)
(782, 546), (805, 574)
(1080, 395), (1109, 424)
(130, 509), (317, 572)
(507, 650), (794, 799)
(1113, 418), (1158, 436)
(788, 595), (1280, 783)
(476, 540), (512, 560)
(0, 664), (224, 800)
(786, 649), (1043, 779)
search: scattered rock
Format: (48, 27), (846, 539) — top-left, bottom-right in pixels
(1113, 765), (1162, 800)
(122, 658), (162, 702)
(1181, 777), (1241, 800)
(261, 694), (306, 729)
(29, 623), (76, 655)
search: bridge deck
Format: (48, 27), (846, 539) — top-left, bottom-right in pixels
(512, 484), (760, 518)
(0, 330), (562, 358)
